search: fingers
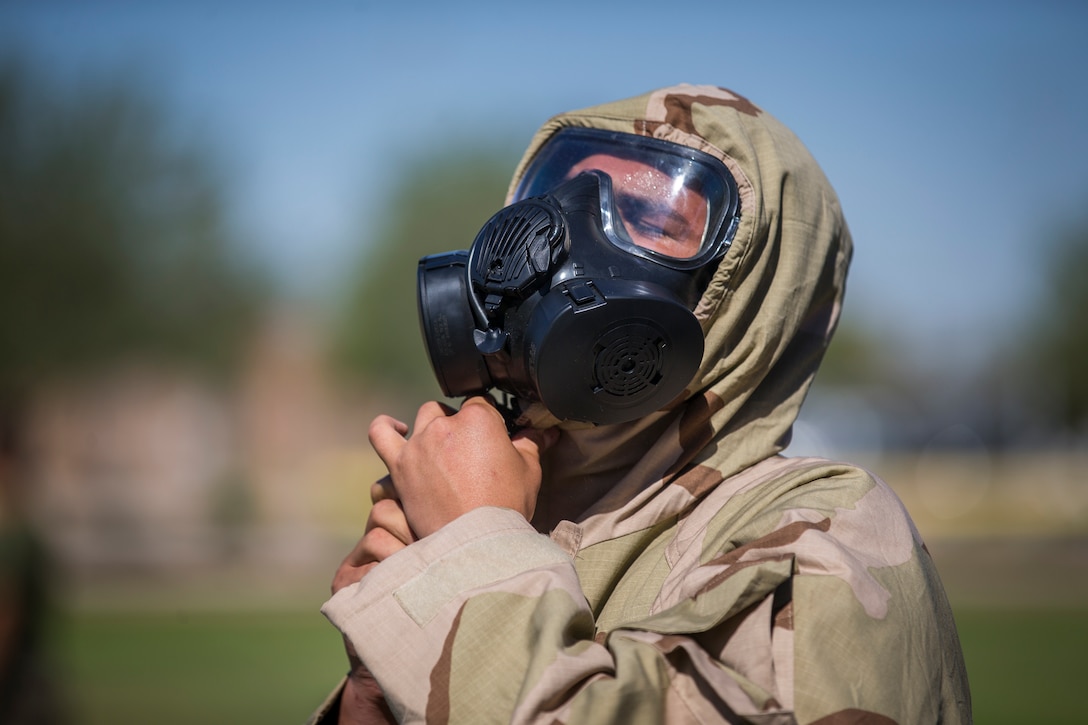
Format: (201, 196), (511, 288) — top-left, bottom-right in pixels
(412, 399), (457, 435)
(370, 401), (459, 470)
(455, 395), (513, 437)
(371, 475), (398, 503)
(362, 397), (555, 541)
(373, 415), (409, 437)
(363, 525), (408, 561)
(331, 525), (404, 594)
(368, 415), (409, 471)
(365, 499), (416, 545)
(457, 396), (559, 468)
(338, 526), (384, 569)
(459, 395), (502, 414)
(332, 495), (416, 595)
(370, 399), (501, 464)
(332, 560), (377, 594)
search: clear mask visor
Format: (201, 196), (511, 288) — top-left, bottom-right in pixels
(512, 128), (740, 269)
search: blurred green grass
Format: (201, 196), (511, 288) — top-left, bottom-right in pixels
(51, 609), (346, 725)
(955, 608), (1088, 725)
(49, 603), (1088, 724)
(41, 511), (1088, 723)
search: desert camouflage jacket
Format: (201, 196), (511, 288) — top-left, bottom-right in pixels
(313, 85), (971, 723)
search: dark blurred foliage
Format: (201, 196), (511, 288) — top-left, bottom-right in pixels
(817, 215), (1088, 448)
(0, 57), (271, 719)
(329, 139), (521, 405)
(816, 321), (895, 388)
(1022, 219), (1088, 436)
(0, 58), (268, 408)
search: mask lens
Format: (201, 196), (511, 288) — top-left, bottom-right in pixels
(512, 129), (739, 268)
(568, 154), (709, 260)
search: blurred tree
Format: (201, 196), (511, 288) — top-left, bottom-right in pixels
(0, 56), (269, 719)
(0, 58), (267, 409)
(330, 139), (519, 404)
(1024, 219), (1088, 435)
(814, 320), (892, 388)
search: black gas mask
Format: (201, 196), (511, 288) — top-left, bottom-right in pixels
(417, 129), (740, 426)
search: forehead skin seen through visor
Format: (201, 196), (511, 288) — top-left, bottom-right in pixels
(568, 154), (709, 259)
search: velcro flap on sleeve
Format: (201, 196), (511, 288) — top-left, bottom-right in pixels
(394, 520), (571, 626)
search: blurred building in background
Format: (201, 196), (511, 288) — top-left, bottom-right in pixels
(11, 309), (1086, 597)
(19, 311), (385, 593)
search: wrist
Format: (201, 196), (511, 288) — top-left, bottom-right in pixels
(340, 669), (394, 724)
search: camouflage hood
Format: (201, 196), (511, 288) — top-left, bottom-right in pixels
(511, 85), (854, 528)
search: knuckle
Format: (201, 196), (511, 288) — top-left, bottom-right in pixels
(367, 416), (387, 441)
(420, 400), (444, 415)
(371, 498), (399, 521)
(360, 528), (393, 558)
(368, 527), (394, 550)
(421, 415), (455, 441)
(331, 568), (352, 594)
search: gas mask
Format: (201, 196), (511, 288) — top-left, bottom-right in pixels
(417, 129), (741, 426)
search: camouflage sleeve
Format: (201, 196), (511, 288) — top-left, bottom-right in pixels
(323, 506), (604, 723)
(322, 507), (797, 723)
(322, 472), (970, 724)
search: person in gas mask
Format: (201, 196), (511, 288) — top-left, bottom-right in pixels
(311, 84), (971, 724)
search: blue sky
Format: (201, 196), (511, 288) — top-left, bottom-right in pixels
(3, 1), (1087, 375)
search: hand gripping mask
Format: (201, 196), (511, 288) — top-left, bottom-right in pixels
(417, 129), (741, 425)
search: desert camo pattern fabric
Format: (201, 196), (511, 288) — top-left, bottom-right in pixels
(314, 84), (972, 724)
